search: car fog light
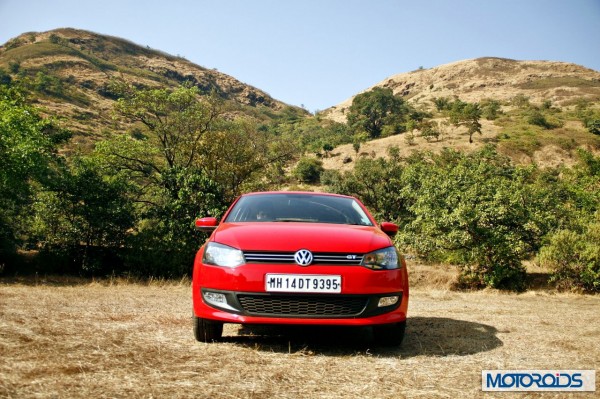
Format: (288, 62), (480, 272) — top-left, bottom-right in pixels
(202, 291), (237, 312)
(204, 291), (227, 304)
(378, 296), (399, 307)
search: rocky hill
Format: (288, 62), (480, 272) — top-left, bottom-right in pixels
(319, 58), (600, 171)
(324, 57), (600, 123)
(1, 30), (599, 168)
(0, 28), (303, 148)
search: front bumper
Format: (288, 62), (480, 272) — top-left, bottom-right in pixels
(192, 259), (409, 326)
(202, 288), (402, 318)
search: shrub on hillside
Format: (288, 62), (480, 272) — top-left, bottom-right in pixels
(527, 110), (559, 129)
(480, 99), (502, 120)
(346, 87), (420, 139)
(587, 119), (600, 135)
(293, 157), (324, 183)
(538, 218), (600, 292)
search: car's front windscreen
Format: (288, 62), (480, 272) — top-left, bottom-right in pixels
(225, 194), (374, 226)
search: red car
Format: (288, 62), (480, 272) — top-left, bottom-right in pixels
(192, 191), (409, 345)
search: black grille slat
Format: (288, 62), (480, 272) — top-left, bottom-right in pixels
(237, 295), (367, 317)
(243, 251), (363, 265)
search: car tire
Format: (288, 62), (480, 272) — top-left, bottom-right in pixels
(373, 321), (406, 346)
(193, 316), (223, 342)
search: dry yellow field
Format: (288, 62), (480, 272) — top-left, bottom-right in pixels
(1, 269), (598, 398)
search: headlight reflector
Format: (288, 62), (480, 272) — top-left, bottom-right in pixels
(203, 242), (245, 267)
(362, 246), (400, 270)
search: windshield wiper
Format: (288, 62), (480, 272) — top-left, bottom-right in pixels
(274, 218), (318, 223)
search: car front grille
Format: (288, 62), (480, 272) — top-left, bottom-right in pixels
(237, 294), (368, 317)
(243, 251), (364, 265)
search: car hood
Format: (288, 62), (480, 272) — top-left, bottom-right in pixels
(211, 222), (393, 253)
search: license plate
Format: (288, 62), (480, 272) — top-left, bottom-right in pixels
(265, 274), (342, 293)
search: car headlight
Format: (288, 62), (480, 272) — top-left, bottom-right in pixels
(362, 246), (400, 270)
(203, 242), (245, 267)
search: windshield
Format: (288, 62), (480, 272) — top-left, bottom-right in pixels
(225, 194), (374, 226)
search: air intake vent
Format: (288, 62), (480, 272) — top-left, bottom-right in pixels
(237, 294), (368, 317)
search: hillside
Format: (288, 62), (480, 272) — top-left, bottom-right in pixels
(324, 57), (600, 123)
(0, 28), (305, 149)
(1, 30), (599, 167)
(319, 58), (600, 170)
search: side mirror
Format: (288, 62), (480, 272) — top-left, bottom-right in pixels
(195, 217), (218, 232)
(380, 222), (398, 237)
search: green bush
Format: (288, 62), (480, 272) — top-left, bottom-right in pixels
(538, 219), (600, 292)
(0, 68), (12, 85)
(30, 157), (135, 272)
(587, 119), (600, 135)
(432, 97), (451, 111)
(400, 147), (543, 290)
(0, 85), (68, 260)
(293, 157), (324, 183)
(34, 71), (64, 96)
(327, 146), (559, 291)
(419, 120), (441, 142)
(481, 99), (501, 120)
(527, 110), (552, 129)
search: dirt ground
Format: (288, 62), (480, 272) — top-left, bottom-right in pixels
(1, 267), (598, 398)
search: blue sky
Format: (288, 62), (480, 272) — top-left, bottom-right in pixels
(1, 0), (599, 112)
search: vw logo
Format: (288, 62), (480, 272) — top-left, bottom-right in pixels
(294, 249), (313, 266)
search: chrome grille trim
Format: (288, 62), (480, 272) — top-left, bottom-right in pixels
(243, 251), (364, 265)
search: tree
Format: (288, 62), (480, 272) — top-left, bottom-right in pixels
(352, 132), (368, 156)
(346, 87), (411, 139)
(448, 100), (482, 143)
(539, 219), (600, 292)
(31, 157), (135, 272)
(419, 120), (441, 142)
(123, 165), (225, 277)
(537, 150), (600, 291)
(398, 147), (554, 290)
(96, 85), (230, 272)
(293, 157), (324, 183)
(0, 85), (69, 258)
(112, 83), (223, 171)
(268, 114), (352, 156)
(98, 83), (295, 275)
(480, 99), (501, 120)
(327, 145), (552, 291)
(324, 147), (408, 222)
(197, 118), (293, 196)
(107, 83), (278, 203)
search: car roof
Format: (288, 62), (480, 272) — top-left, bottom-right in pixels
(241, 191), (355, 199)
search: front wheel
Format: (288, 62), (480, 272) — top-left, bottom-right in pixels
(193, 316), (223, 342)
(372, 321), (406, 347)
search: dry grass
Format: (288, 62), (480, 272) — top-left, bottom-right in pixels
(1, 268), (599, 399)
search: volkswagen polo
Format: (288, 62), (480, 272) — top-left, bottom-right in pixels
(192, 191), (409, 345)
